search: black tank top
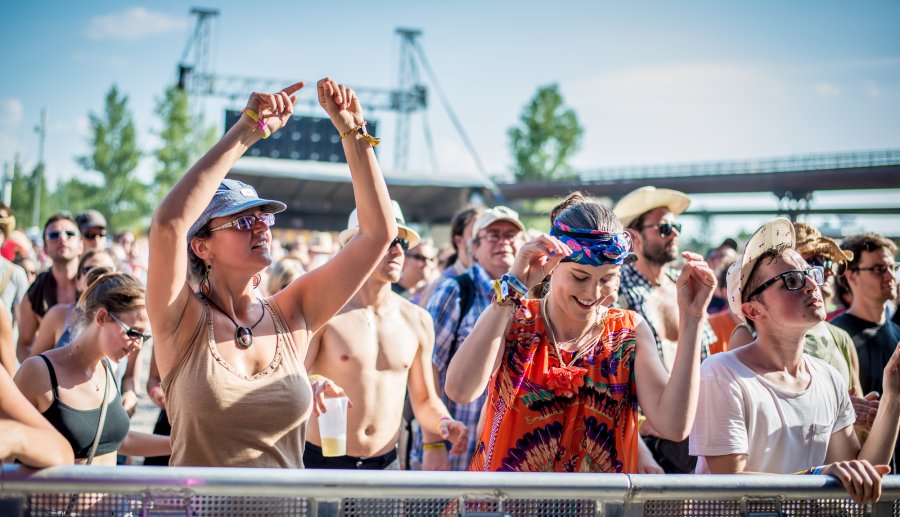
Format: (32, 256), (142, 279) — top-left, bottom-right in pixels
(38, 354), (130, 459)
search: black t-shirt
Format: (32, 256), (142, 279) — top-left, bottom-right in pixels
(831, 311), (900, 471)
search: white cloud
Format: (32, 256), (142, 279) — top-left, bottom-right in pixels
(814, 81), (841, 97)
(864, 80), (882, 98)
(86, 7), (186, 41)
(1, 99), (24, 129)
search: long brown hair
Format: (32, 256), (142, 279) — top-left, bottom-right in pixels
(75, 272), (145, 331)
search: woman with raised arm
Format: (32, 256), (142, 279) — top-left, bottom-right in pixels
(147, 79), (395, 467)
(445, 193), (716, 472)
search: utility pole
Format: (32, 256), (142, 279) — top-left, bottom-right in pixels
(32, 108), (47, 228)
(394, 28), (424, 171)
(1, 162), (10, 206)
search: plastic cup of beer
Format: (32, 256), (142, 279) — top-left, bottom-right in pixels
(318, 396), (349, 457)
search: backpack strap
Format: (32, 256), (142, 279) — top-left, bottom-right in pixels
(447, 273), (476, 363)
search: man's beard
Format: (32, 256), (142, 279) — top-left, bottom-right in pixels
(643, 239), (677, 266)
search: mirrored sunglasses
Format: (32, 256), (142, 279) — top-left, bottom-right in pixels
(47, 230), (79, 241)
(210, 213), (275, 232)
(391, 237), (410, 251)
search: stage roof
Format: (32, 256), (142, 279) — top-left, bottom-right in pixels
(228, 157), (496, 231)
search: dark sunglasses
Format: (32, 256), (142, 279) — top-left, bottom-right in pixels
(109, 313), (152, 343)
(406, 252), (436, 263)
(747, 266), (825, 300)
(84, 229), (108, 239)
(210, 213), (275, 232)
(391, 237), (410, 251)
(47, 230), (78, 241)
(641, 222), (682, 238)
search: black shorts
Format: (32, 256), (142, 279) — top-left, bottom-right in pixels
(303, 443), (399, 470)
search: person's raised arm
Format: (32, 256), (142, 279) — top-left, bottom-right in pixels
(446, 235), (570, 403)
(148, 82), (303, 376)
(274, 79), (395, 334)
(0, 367), (73, 467)
(635, 252), (715, 441)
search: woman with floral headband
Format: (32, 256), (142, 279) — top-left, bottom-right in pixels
(445, 193), (716, 472)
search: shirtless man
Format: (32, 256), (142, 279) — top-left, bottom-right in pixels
(17, 213), (82, 361)
(303, 203), (468, 469)
(614, 187), (717, 473)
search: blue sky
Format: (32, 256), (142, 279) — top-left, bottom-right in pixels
(1, 1), (898, 238)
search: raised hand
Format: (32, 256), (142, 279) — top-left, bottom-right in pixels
(676, 251), (717, 318)
(440, 418), (469, 455)
(509, 235), (572, 288)
(244, 81), (304, 135)
(852, 392), (879, 431)
(317, 78), (363, 132)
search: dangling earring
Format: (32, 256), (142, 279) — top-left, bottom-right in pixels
(200, 263), (211, 297)
(252, 273), (261, 289)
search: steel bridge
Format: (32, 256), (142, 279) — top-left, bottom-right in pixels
(496, 148), (900, 217)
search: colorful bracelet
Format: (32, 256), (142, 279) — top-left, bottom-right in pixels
(242, 108), (271, 139)
(339, 121), (381, 147)
(491, 277), (532, 318)
(501, 273), (528, 296)
(308, 374), (326, 383)
(794, 465), (825, 475)
(423, 441), (447, 452)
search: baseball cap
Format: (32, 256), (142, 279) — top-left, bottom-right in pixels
(726, 218), (795, 322)
(188, 179), (287, 240)
(339, 200), (420, 248)
(76, 210), (107, 234)
(471, 206), (526, 237)
(613, 187), (691, 228)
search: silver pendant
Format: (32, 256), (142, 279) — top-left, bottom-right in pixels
(235, 326), (253, 349)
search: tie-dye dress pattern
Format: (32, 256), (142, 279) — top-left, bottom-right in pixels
(469, 299), (639, 473)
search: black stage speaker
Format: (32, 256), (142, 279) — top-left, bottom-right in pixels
(225, 111), (378, 163)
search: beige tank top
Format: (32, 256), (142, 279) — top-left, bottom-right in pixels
(163, 299), (312, 467)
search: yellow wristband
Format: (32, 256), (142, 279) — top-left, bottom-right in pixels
(423, 442), (446, 452)
(308, 374), (326, 383)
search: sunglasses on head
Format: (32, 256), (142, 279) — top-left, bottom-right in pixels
(210, 213), (275, 232)
(84, 229), (108, 240)
(108, 313), (152, 343)
(641, 222), (682, 238)
(47, 230), (79, 241)
(391, 237), (410, 251)
(747, 266), (825, 301)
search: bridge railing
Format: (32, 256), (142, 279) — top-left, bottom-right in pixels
(575, 148), (900, 182)
(1, 465), (897, 516)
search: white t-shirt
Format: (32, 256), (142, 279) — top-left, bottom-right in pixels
(689, 351), (855, 474)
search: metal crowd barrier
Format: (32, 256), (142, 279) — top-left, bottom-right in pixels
(1, 464), (897, 516)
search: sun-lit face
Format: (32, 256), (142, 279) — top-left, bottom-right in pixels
(44, 219), (83, 263)
(471, 221), (523, 278)
(99, 306), (150, 362)
(743, 250), (825, 329)
(635, 207), (680, 266)
(846, 248), (897, 306)
(201, 208), (274, 276)
(548, 261), (621, 322)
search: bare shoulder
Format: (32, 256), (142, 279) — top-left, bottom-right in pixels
(13, 355), (52, 402)
(393, 294), (432, 331)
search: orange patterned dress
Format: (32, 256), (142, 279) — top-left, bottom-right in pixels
(470, 299), (639, 473)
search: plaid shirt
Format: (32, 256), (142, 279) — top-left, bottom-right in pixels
(411, 263), (495, 470)
(619, 263), (715, 366)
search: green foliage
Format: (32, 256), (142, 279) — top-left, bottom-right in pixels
(74, 85), (149, 230)
(152, 85), (221, 202)
(508, 84), (584, 182)
(9, 157), (58, 228)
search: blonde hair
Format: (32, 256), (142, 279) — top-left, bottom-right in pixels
(267, 258), (305, 294)
(75, 272), (145, 330)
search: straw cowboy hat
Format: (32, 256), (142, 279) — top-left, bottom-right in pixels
(613, 186), (691, 228)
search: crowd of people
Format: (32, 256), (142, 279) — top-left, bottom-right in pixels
(0, 80), (897, 507)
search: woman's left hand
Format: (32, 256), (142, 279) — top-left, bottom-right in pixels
(244, 81), (305, 135)
(676, 251), (717, 318)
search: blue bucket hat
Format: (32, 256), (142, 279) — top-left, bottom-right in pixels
(188, 179), (287, 240)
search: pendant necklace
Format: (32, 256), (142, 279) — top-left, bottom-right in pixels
(204, 295), (266, 349)
(541, 295), (607, 368)
(68, 347), (101, 392)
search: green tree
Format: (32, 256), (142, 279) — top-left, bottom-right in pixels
(72, 85), (149, 229)
(8, 156), (58, 228)
(508, 84), (583, 182)
(152, 85), (217, 202)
